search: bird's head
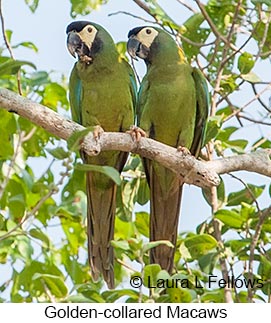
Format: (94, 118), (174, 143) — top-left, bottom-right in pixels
(127, 26), (159, 61)
(127, 26), (183, 65)
(66, 21), (103, 64)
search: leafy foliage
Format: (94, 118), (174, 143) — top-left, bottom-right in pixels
(0, 0), (271, 303)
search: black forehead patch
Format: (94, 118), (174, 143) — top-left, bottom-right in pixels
(66, 21), (92, 34)
(128, 26), (147, 38)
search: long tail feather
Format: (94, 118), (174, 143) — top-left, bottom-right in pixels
(82, 150), (128, 289)
(145, 159), (182, 273)
(86, 171), (116, 289)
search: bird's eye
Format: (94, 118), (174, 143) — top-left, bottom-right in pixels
(87, 27), (93, 33)
(146, 29), (152, 35)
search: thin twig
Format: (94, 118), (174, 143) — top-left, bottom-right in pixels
(238, 114), (271, 126)
(176, 0), (198, 14)
(0, 0), (14, 59)
(248, 206), (271, 302)
(0, 130), (23, 201)
(108, 11), (155, 24)
(133, 0), (152, 16)
(195, 0), (241, 52)
(228, 174), (261, 213)
(224, 83), (271, 122)
(41, 280), (56, 302)
(251, 83), (271, 113)
(255, 10), (271, 61)
(0, 0), (22, 95)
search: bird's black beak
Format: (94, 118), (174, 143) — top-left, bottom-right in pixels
(127, 36), (150, 60)
(127, 37), (140, 60)
(67, 31), (83, 58)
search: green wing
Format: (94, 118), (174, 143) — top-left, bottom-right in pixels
(123, 59), (137, 121)
(190, 67), (209, 157)
(69, 63), (82, 124)
(136, 76), (149, 126)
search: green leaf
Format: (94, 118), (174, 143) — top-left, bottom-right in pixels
(198, 252), (219, 274)
(204, 116), (223, 144)
(228, 239), (251, 253)
(29, 228), (50, 248)
(135, 212), (149, 237)
(201, 289), (225, 303)
(58, 209), (86, 255)
(116, 41), (128, 61)
(142, 240), (174, 253)
(116, 176), (139, 221)
(253, 21), (271, 59)
(114, 216), (135, 240)
(215, 209), (243, 229)
(65, 294), (96, 303)
(0, 59), (36, 76)
(13, 41), (38, 52)
(62, 166), (85, 201)
(238, 52), (255, 74)
(227, 184), (265, 206)
(11, 261), (65, 301)
(111, 240), (130, 250)
(6, 179), (26, 220)
(184, 234), (217, 258)
(183, 13), (210, 59)
(61, 246), (90, 285)
(217, 126), (239, 142)
(147, 0), (179, 30)
(0, 109), (16, 159)
(17, 235), (33, 261)
(241, 72), (261, 83)
(25, 0), (40, 12)
(70, 0), (109, 17)
(137, 178), (150, 205)
(75, 283), (104, 302)
(168, 287), (193, 303)
(75, 164), (121, 186)
(67, 128), (93, 151)
(46, 147), (70, 159)
(202, 177), (225, 208)
(5, 30), (12, 42)
(0, 214), (5, 230)
(179, 241), (191, 259)
(257, 252), (271, 295)
(102, 289), (139, 303)
(28, 71), (50, 86)
(252, 0), (271, 5)
(224, 139), (249, 153)
(143, 264), (161, 287)
(32, 273), (68, 298)
(43, 83), (68, 110)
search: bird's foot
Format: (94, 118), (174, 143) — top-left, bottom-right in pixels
(93, 125), (104, 141)
(80, 55), (93, 65)
(126, 125), (146, 142)
(177, 146), (191, 156)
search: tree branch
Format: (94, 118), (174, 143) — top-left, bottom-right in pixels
(1, 88), (271, 188)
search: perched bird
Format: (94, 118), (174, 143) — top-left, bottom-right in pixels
(127, 26), (209, 273)
(66, 21), (136, 288)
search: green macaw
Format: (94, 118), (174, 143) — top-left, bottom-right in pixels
(66, 21), (136, 288)
(127, 26), (209, 273)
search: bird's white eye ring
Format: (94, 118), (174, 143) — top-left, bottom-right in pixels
(146, 28), (152, 35)
(87, 27), (93, 33)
